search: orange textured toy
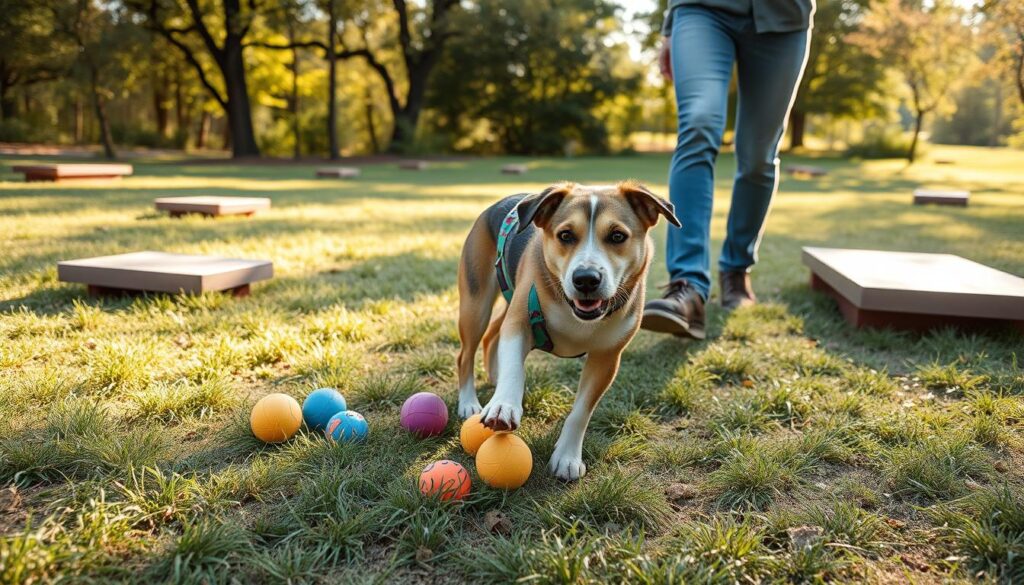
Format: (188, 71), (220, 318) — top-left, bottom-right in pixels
(459, 414), (496, 455)
(475, 433), (533, 489)
(250, 393), (302, 443)
(418, 460), (472, 501)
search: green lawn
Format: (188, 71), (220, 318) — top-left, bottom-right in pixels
(1, 146), (1022, 583)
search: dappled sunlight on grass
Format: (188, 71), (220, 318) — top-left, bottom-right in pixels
(1, 145), (1022, 582)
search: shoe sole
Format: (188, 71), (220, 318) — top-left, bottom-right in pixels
(641, 309), (706, 340)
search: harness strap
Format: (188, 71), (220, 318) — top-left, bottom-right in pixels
(495, 206), (555, 353)
(528, 285), (555, 353)
(495, 208), (517, 304)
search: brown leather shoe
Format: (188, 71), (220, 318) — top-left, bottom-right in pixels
(720, 270), (756, 311)
(641, 279), (706, 339)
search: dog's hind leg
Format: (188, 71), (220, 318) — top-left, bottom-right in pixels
(456, 218), (499, 418)
(481, 303), (506, 385)
(549, 349), (622, 480)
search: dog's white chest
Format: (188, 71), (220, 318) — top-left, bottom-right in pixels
(545, 305), (638, 356)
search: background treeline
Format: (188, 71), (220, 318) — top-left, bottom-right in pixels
(1, 0), (1022, 161)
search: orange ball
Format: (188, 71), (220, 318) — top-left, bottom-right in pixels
(459, 414), (496, 455)
(475, 433), (532, 489)
(418, 460), (471, 501)
(250, 393), (302, 443)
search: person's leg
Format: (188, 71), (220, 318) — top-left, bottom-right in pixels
(718, 26), (810, 275)
(664, 7), (736, 300)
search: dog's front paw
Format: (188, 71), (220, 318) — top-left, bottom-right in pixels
(480, 400), (522, 431)
(457, 396), (482, 418)
(549, 448), (587, 481)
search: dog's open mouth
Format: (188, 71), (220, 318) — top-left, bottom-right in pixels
(569, 298), (609, 321)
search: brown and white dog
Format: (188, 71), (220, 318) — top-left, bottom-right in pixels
(455, 181), (680, 480)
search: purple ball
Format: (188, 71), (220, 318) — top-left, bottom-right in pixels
(400, 392), (449, 437)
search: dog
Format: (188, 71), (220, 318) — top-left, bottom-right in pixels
(455, 181), (680, 480)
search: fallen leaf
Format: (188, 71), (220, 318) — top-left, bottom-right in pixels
(484, 510), (511, 535)
(787, 525), (824, 550)
(665, 483), (698, 503)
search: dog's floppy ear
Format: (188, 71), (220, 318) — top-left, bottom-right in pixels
(619, 181), (681, 229)
(515, 182), (573, 233)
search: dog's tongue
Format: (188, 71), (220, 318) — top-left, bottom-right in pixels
(574, 299), (602, 312)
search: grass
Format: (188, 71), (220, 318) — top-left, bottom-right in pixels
(1, 145), (1022, 582)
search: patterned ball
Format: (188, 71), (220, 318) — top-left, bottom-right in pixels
(325, 410), (369, 443)
(301, 387), (347, 432)
(250, 393), (302, 443)
(418, 460), (471, 501)
(400, 392), (449, 437)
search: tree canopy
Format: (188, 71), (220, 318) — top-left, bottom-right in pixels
(0, 0), (1018, 159)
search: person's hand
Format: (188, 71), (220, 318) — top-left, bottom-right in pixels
(658, 37), (672, 82)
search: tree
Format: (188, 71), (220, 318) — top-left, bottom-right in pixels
(427, 0), (637, 154)
(131, 0), (262, 157)
(253, 0), (460, 154)
(980, 0), (1024, 107)
(52, 0), (139, 159)
(788, 0), (885, 149)
(338, 0), (460, 152)
(0, 2), (71, 120)
(851, 0), (974, 163)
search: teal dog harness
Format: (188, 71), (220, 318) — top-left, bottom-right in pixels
(495, 207), (555, 353)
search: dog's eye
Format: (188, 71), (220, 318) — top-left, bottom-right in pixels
(558, 230), (576, 244)
(608, 231), (628, 244)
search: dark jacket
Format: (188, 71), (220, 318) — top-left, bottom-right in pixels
(662, 0), (815, 34)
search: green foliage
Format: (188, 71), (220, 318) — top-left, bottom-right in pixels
(428, 0), (640, 154)
(845, 125), (917, 159)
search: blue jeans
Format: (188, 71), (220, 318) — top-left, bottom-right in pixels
(665, 5), (809, 300)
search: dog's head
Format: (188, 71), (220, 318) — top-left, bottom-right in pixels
(515, 181), (681, 321)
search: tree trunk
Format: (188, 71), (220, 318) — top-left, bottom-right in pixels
(288, 22), (301, 159)
(365, 86), (379, 154)
(388, 111), (414, 154)
(174, 66), (191, 147)
(327, 0), (339, 160)
(789, 109), (806, 150)
(386, 61), (433, 153)
(197, 108), (210, 149)
(74, 95), (84, 143)
(1, 88), (15, 121)
(993, 82), (1002, 147)
(1015, 48), (1024, 106)
(908, 109), (924, 164)
(221, 115), (231, 150)
(220, 40), (259, 157)
(153, 71), (170, 138)
(90, 69), (116, 159)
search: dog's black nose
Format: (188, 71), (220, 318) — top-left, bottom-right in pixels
(572, 268), (602, 294)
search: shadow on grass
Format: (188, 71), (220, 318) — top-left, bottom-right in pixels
(1, 251), (460, 315)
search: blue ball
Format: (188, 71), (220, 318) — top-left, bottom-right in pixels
(302, 388), (347, 432)
(325, 410), (369, 443)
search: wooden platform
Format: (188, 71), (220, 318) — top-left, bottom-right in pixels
(913, 189), (969, 207)
(786, 164), (828, 178)
(502, 164), (528, 175)
(398, 160), (429, 171)
(154, 196), (270, 218)
(803, 247), (1024, 332)
(316, 167), (360, 179)
(58, 251), (273, 296)
(12, 164), (133, 182)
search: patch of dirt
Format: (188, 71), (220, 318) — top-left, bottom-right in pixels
(0, 485), (30, 535)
